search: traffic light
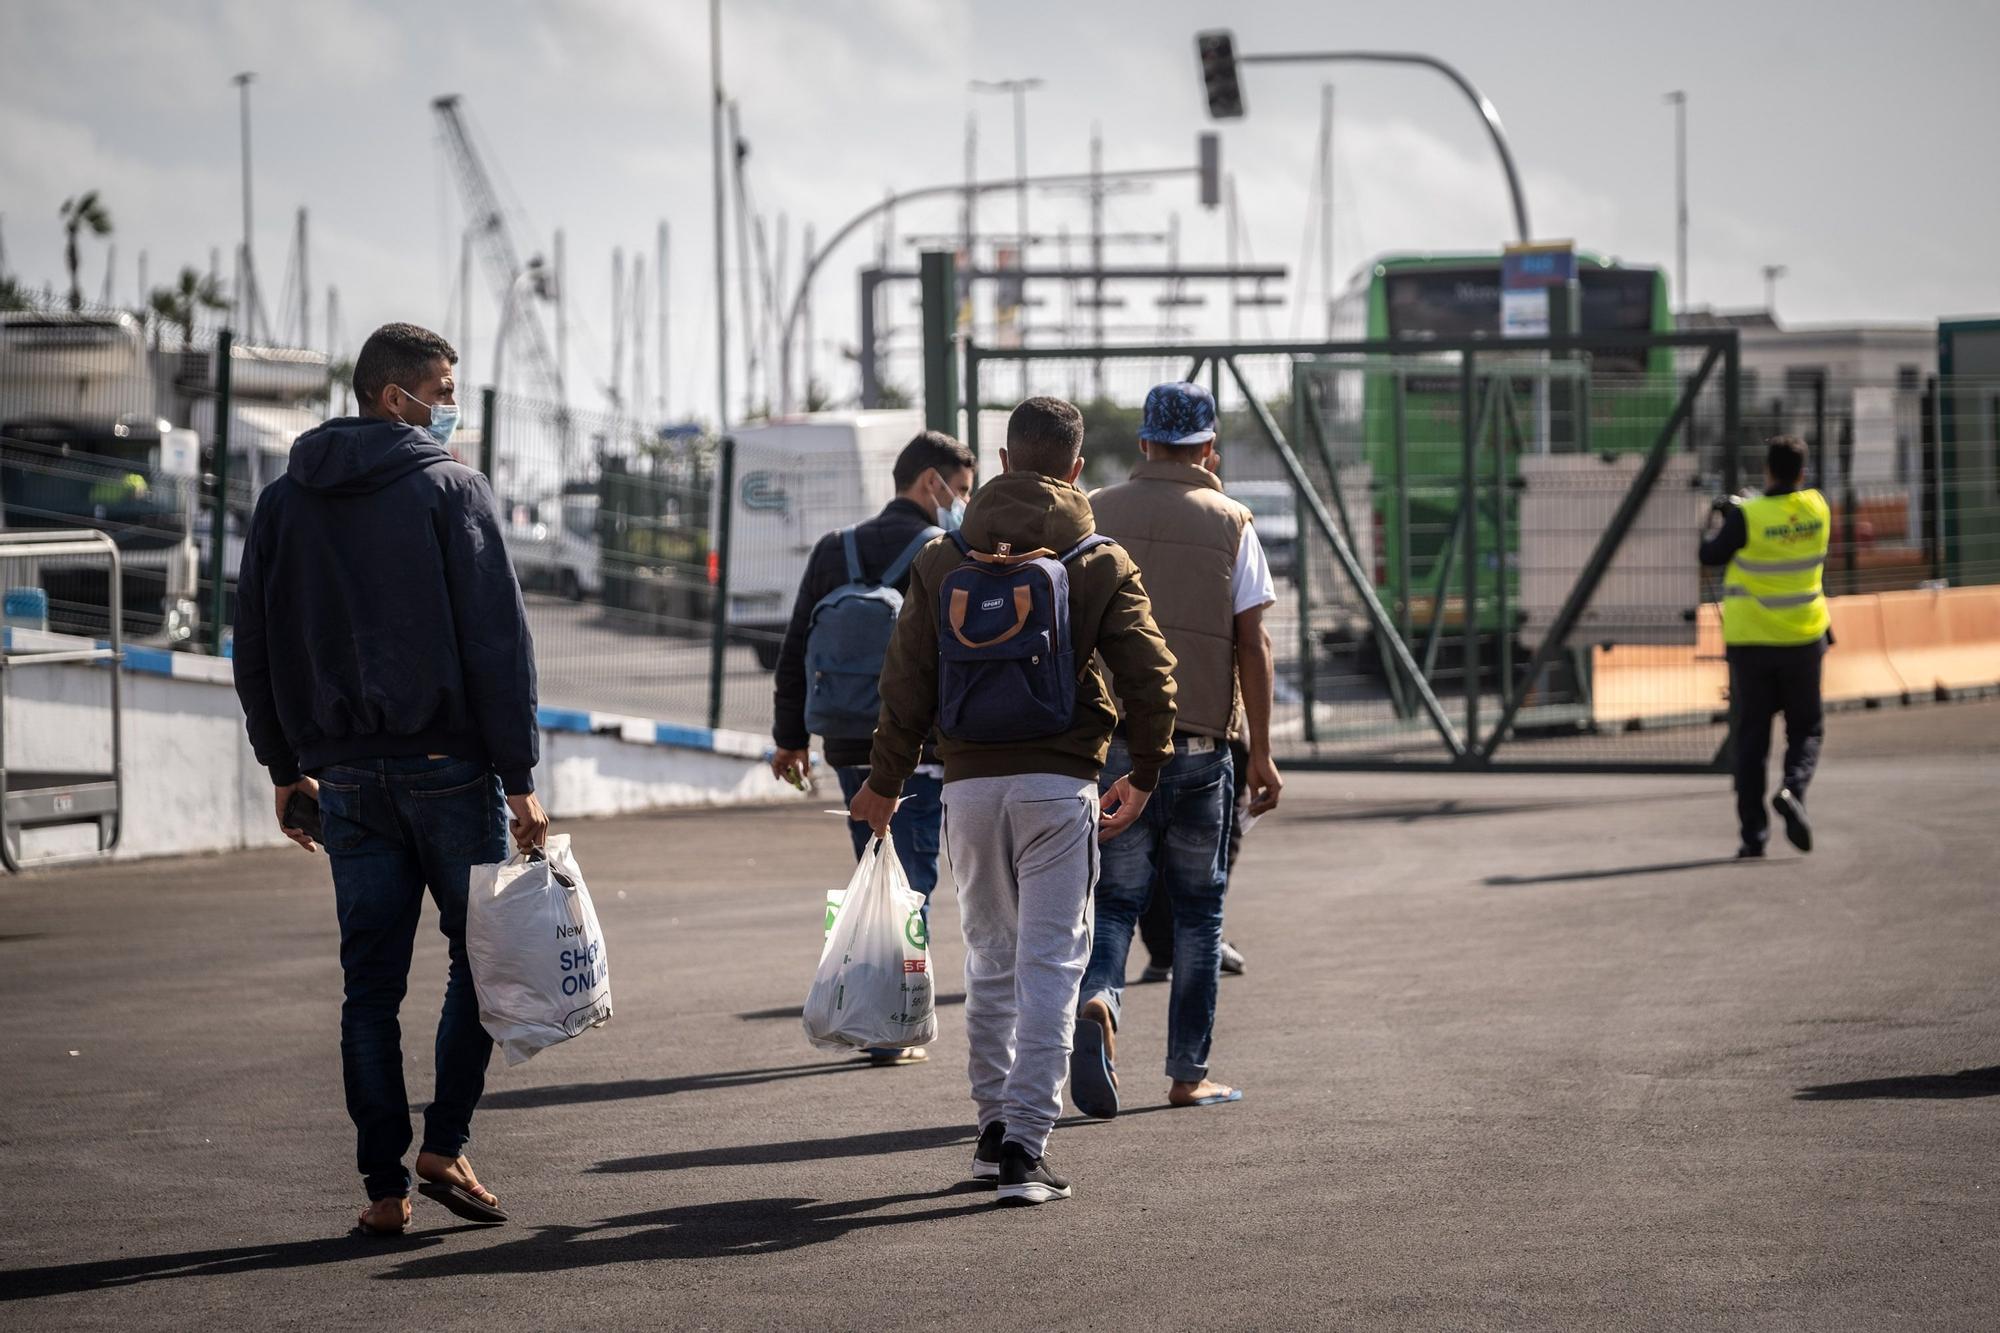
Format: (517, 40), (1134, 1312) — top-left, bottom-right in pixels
(1198, 132), (1221, 209)
(1197, 30), (1244, 119)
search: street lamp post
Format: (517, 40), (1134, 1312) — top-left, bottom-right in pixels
(776, 143), (1219, 415)
(232, 72), (260, 341)
(1666, 90), (1687, 314)
(972, 77), (1044, 396)
(1197, 32), (1532, 244)
(710, 0), (730, 434)
(1762, 264), (1787, 319)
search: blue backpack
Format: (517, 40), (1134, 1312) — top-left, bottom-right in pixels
(935, 530), (1115, 743)
(804, 524), (942, 739)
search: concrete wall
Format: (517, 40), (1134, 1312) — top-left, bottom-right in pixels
(4, 629), (809, 867)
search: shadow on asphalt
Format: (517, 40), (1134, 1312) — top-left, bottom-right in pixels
(477, 1060), (870, 1112)
(1795, 1066), (2000, 1100)
(736, 992), (967, 1022)
(593, 1122), (975, 1174)
(1288, 790), (1715, 827)
(1485, 856), (1754, 886)
(587, 1104), (1186, 1175)
(0, 1225), (488, 1300)
(375, 1184), (997, 1277)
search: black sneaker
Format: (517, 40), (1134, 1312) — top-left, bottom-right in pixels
(995, 1142), (1072, 1206)
(971, 1121), (1006, 1183)
(1773, 789), (1813, 852)
(1736, 843), (1766, 860)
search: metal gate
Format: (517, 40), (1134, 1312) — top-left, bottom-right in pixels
(962, 329), (1744, 773)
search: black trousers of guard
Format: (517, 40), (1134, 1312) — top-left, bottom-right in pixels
(1727, 638), (1827, 849)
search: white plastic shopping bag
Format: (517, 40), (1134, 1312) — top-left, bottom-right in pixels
(466, 834), (612, 1066)
(802, 838), (937, 1052)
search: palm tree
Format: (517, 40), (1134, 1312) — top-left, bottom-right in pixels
(60, 191), (113, 311)
(149, 266), (228, 348)
(0, 274), (31, 312)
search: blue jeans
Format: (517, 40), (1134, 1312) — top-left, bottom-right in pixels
(835, 766), (943, 900)
(1082, 738), (1233, 1083)
(315, 756), (509, 1201)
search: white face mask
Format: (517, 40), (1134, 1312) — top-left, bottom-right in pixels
(395, 385), (460, 448)
(933, 474), (967, 532)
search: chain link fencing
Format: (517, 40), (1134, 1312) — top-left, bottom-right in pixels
(966, 335), (2000, 772)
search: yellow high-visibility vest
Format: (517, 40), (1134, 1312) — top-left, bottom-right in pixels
(1722, 489), (1831, 646)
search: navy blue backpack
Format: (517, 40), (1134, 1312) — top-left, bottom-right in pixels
(803, 524), (941, 739)
(935, 530), (1114, 743)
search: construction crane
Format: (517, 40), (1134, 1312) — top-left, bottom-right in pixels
(432, 95), (564, 404)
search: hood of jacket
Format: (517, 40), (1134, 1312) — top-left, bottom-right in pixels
(288, 417), (455, 496)
(958, 469), (1095, 557)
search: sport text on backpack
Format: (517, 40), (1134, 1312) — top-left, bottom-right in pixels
(804, 524), (942, 739)
(935, 530), (1114, 742)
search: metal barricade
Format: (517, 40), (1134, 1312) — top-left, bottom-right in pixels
(0, 530), (124, 871)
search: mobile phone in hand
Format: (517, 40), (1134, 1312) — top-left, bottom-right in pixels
(284, 789), (323, 842)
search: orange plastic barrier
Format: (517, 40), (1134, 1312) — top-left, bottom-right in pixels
(1586, 587), (1998, 724)
(1588, 605), (1727, 724)
(1822, 594), (1908, 703)
(1878, 586), (2000, 695)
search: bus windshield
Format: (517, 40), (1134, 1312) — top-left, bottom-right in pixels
(1383, 264), (1660, 372)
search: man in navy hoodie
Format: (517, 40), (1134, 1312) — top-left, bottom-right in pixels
(232, 322), (546, 1237)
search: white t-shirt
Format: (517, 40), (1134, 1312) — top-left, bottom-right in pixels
(1231, 521), (1277, 615)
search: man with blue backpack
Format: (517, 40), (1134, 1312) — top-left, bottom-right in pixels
(850, 396), (1179, 1206)
(771, 431), (975, 1065)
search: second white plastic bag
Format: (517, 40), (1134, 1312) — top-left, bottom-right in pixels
(802, 838), (936, 1052)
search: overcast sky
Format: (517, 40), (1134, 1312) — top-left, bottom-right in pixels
(4, 0), (1996, 425)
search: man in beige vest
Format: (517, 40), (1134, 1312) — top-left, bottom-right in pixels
(1069, 381), (1282, 1119)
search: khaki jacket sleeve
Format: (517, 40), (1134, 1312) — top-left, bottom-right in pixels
(1095, 556), (1178, 791)
(865, 555), (941, 797)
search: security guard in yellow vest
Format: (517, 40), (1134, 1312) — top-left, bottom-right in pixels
(1700, 436), (1829, 857)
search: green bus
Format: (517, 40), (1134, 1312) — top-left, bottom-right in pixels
(1324, 251), (1675, 634)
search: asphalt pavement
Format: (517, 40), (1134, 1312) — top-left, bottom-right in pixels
(2, 701), (1996, 1329)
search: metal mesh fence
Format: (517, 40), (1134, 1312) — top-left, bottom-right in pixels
(481, 391), (734, 728)
(12, 302), (1994, 761)
(968, 340), (2000, 771)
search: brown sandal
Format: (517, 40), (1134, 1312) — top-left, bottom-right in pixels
(355, 1197), (411, 1236)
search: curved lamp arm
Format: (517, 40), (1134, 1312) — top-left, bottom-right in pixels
(1240, 49), (1531, 243)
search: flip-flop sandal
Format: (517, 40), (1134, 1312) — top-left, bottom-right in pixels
(353, 1210), (410, 1238)
(1176, 1088), (1244, 1108)
(418, 1179), (509, 1224)
(1069, 1015), (1120, 1120)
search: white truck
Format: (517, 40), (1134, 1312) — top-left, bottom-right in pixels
(717, 410), (1005, 669)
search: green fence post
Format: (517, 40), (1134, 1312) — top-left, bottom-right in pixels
(1393, 368), (1413, 662)
(1459, 350), (1481, 754)
(920, 251), (958, 434)
(1840, 413), (1858, 595)
(706, 435), (736, 732)
(480, 385), (498, 481)
(1290, 365), (1317, 744)
(206, 329), (234, 656)
(1495, 383), (1519, 693)
(963, 335), (981, 462)
(1811, 372), (1827, 498)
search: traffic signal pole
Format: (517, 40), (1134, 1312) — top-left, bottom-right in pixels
(1196, 31), (1531, 244)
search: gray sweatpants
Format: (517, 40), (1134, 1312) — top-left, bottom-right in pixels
(941, 773), (1101, 1158)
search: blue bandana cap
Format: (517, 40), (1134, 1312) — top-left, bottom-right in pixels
(1138, 381), (1217, 445)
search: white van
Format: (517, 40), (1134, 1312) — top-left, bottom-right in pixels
(717, 410), (1004, 669)
(504, 491), (602, 601)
